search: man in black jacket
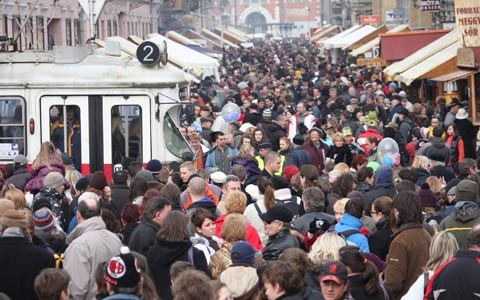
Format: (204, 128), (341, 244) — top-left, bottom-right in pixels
(128, 197), (172, 256)
(260, 204), (300, 262)
(266, 114), (288, 151)
(7, 154), (30, 191)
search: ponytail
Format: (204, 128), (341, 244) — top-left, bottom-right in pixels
(362, 261), (380, 296)
(264, 185), (276, 210)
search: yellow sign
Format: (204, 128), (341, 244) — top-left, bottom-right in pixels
(455, 1), (480, 46)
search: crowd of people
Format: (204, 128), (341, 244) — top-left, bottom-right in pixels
(0, 38), (480, 300)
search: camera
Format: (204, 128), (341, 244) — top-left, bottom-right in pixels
(315, 220), (324, 228)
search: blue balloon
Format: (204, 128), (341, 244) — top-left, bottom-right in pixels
(382, 155), (393, 166)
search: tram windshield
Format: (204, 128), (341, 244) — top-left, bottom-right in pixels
(163, 111), (194, 159)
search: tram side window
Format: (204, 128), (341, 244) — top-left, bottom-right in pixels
(111, 105), (142, 166)
(49, 105), (81, 171)
(0, 98), (25, 158)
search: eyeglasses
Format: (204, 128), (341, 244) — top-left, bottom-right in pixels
(370, 211), (380, 215)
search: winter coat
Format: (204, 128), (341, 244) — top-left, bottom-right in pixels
(205, 146), (239, 174)
(34, 228), (68, 254)
(326, 144), (353, 166)
(64, 216), (122, 300)
(368, 218), (393, 261)
(110, 183), (130, 214)
(454, 118), (476, 159)
(119, 222), (139, 246)
(303, 139), (329, 174)
(267, 122), (287, 151)
(334, 213), (370, 252)
(288, 113), (316, 141)
(348, 274), (392, 300)
(363, 166), (397, 214)
(263, 228), (300, 262)
(286, 146), (312, 168)
(210, 242), (233, 279)
(215, 214), (263, 251)
(384, 223), (431, 299)
(191, 233), (219, 265)
(24, 158), (69, 193)
(220, 266), (259, 300)
(231, 154), (262, 184)
(147, 238), (211, 300)
(438, 201), (480, 249)
(128, 218), (160, 257)
(446, 134), (464, 165)
(424, 137), (450, 164)
(6, 165), (30, 191)
(0, 234), (55, 300)
(399, 117), (415, 143)
(244, 196), (267, 240)
(415, 168), (430, 186)
(292, 210), (336, 235)
(33, 187), (73, 231)
(425, 249), (480, 300)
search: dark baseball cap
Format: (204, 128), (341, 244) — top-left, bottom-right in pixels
(259, 204), (293, 223)
(320, 261), (349, 285)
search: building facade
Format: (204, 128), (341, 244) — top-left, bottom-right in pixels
(0, 0), (159, 51)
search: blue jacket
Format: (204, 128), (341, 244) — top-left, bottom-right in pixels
(205, 146), (238, 174)
(286, 146), (312, 168)
(335, 213), (370, 252)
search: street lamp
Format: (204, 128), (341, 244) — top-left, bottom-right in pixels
(305, 7), (310, 37)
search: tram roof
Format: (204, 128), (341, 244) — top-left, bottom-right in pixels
(0, 45), (188, 88)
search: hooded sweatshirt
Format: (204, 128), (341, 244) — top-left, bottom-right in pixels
(438, 201), (480, 249)
(424, 137), (450, 164)
(363, 166), (397, 213)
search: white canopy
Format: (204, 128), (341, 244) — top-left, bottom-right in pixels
(383, 30), (456, 78)
(321, 25), (363, 49)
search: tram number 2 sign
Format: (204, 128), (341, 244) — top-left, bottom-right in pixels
(137, 41), (161, 65)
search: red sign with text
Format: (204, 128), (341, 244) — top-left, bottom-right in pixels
(360, 15), (381, 25)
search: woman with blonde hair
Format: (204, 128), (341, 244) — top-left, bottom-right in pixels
(327, 133), (353, 166)
(215, 191), (263, 251)
(425, 176), (443, 202)
(411, 155), (432, 186)
(25, 141), (66, 193)
(307, 232), (347, 280)
(3, 188), (27, 210)
(401, 231), (459, 299)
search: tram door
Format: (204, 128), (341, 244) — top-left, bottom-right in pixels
(41, 95), (151, 179)
(40, 96), (90, 175)
(102, 96), (151, 179)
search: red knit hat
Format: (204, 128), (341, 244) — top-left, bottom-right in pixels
(283, 165), (299, 182)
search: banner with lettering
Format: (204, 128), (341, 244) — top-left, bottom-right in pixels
(421, 0), (441, 12)
(455, 0), (480, 46)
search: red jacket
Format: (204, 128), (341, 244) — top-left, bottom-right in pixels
(215, 214), (263, 251)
